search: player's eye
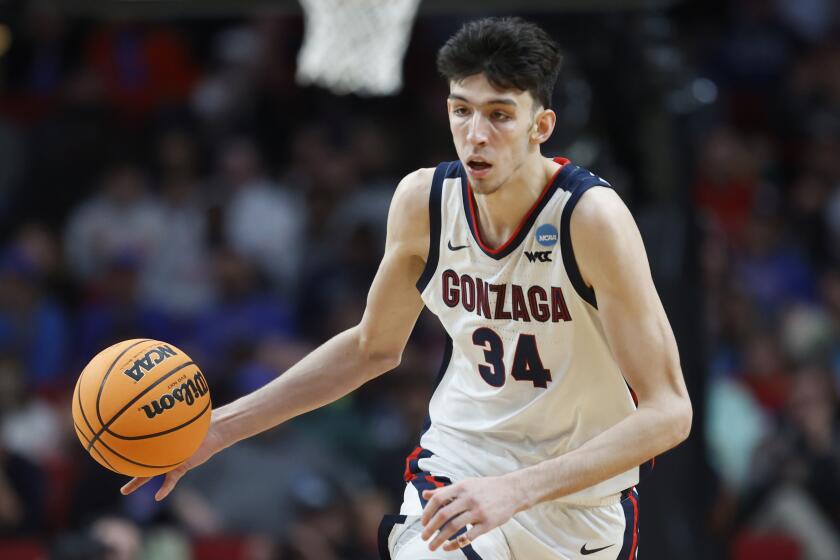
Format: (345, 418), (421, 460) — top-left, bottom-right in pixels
(492, 111), (511, 121)
(452, 106), (470, 117)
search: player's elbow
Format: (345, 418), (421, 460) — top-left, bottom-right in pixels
(355, 327), (403, 377)
(668, 394), (693, 447)
(645, 387), (692, 449)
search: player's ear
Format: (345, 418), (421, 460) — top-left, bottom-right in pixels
(530, 107), (556, 145)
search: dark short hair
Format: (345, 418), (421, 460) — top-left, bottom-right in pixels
(436, 17), (563, 109)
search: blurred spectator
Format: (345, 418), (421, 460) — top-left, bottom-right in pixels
(329, 120), (399, 243)
(219, 137), (305, 296)
(68, 446), (166, 530)
(0, 442), (46, 536)
(0, 353), (62, 463)
(743, 366), (840, 559)
(141, 527), (191, 560)
(692, 127), (759, 244)
(736, 212), (816, 316)
(791, 172), (832, 261)
(738, 330), (792, 413)
(0, 246), (68, 388)
(142, 128), (215, 317)
(297, 223), (382, 340)
(280, 473), (371, 560)
(75, 254), (177, 365)
(173, 433), (367, 540)
(16, 66), (115, 226)
(14, 222), (63, 281)
(706, 374), (767, 492)
(64, 161), (166, 282)
(191, 24), (262, 128)
(190, 248), (294, 400)
(780, 304), (834, 365)
(90, 515), (143, 560)
(707, 0), (792, 126)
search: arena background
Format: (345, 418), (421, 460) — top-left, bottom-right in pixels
(0, 0), (838, 558)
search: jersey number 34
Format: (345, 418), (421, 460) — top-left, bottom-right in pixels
(472, 328), (552, 388)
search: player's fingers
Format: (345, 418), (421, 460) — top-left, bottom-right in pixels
(154, 468), (185, 501)
(420, 500), (468, 540)
(442, 523), (485, 552)
(420, 487), (456, 525)
(428, 511), (472, 551)
(120, 477), (152, 495)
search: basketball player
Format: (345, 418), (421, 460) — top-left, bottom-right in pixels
(122, 17), (692, 559)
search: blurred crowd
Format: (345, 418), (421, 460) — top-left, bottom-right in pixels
(0, 3), (452, 559)
(0, 0), (837, 559)
(691, 1), (840, 558)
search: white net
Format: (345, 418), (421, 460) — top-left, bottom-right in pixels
(296, 0), (421, 96)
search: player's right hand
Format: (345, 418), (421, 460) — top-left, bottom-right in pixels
(120, 412), (228, 501)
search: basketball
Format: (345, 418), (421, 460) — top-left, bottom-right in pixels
(71, 339), (212, 477)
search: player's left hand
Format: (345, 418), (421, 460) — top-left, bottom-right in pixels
(420, 476), (522, 552)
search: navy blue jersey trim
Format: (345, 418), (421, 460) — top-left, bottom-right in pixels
(463, 546), (485, 559)
(416, 163), (452, 293)
(559, 172), (612, 308)
(405, 447), (435, 480)
(378, 514), (407, 560)
(617, 488), (639, 560)
(460, 161), (575, 260)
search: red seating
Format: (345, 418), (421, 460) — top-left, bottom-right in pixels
(732, 533), (801, 560)
(192, 536), (249, 560)
(0, 539), (46, 560)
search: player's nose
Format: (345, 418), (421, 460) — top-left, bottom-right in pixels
(466, 113), (489, 146)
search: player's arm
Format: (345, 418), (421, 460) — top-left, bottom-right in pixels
(421, 187), (692, 552)
(510, 187), (693, 499)
(121, 167), (434, 500)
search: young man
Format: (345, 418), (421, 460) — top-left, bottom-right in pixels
(122, 17), (692, 560)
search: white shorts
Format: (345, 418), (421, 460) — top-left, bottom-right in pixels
(378, 480), (640, 560)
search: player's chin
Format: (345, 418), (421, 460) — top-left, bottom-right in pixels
(470, 177), (503, 195)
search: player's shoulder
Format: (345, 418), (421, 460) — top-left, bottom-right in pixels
(385, 167), (436, 255)
(570, 184), (633, 237)
(389, 167), (436, 218)
(395, 167), (435, 201)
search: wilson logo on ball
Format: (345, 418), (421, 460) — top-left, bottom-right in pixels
(141, 371), (209, 419)
(123, 345), (179, 382)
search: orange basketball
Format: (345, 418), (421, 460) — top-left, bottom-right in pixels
(71, 339), (212, 477)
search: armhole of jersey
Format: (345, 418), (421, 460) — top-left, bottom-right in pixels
(415, 164), (447, 293)
(560, 180), (610, 309)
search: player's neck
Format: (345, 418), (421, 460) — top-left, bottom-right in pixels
(471, 155), (560, 249)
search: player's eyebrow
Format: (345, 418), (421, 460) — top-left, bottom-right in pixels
(448, 94), (518, 106)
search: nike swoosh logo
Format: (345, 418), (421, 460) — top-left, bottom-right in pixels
(447, 240), (469, 251)
(580, 543), (615, 555)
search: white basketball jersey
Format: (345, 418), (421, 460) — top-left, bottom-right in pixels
(413, 157), (642, 505)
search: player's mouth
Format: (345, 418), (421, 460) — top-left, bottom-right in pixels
(466, 158), (493, 178)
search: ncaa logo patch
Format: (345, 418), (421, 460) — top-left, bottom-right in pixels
(535, 224), (558, 247)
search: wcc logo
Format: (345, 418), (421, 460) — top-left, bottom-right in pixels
(123, 345), (178, 382)
(525, 251), (552, 263)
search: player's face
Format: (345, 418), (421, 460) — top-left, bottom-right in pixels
(447, 74), (539, 194)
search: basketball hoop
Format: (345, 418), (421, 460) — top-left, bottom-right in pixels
(296, 0), (421, 96)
